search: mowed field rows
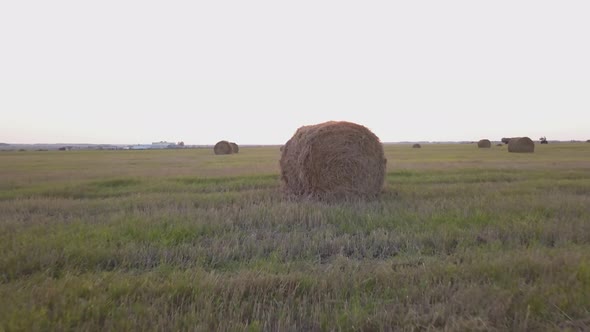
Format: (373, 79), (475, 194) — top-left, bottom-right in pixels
(1, 143), (589, 331)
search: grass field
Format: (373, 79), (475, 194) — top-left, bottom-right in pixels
(1, 143), (590, 331)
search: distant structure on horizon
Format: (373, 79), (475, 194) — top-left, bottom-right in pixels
(151, 141), (177, 149)
(129, 141), (183, 150)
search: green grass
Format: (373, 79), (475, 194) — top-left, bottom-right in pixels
(1, 143), (590, 331)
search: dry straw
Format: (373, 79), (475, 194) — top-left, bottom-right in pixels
(508, 137), (535, 153)
(214, 141), (233, 155)
(280, 121), (386, 200)
(477, 139), (491, 148)
(230, 142), (239, 154)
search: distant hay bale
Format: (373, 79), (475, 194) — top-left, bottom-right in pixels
(230, 142), (239, 153)
(412, 144), (421, 148)
(477, 139), (491, 148)
(496, 143), (503, 147)
(214, 140), (233, 155)
(508, 137), (535, 153)
(280, 121), (386, 200)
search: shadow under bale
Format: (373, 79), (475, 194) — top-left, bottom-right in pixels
(280, 121), (387, 200)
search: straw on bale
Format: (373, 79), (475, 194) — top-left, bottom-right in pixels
(280, 121), (386, 200)
(230, 142), (239, 154)
(477, 139), (491, 148)
(412, 144), (421, 148)
(508, 137), (535, 153)
(214, 140), (233, 155)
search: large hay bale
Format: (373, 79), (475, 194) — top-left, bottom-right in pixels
(508, 137), (535, 153)
(230, 142), (239, 154)
(214, 140), (233, 155)
(477, 139), (491, 148)
(412, 143), (421, 149)
(280, 121), (386, 200)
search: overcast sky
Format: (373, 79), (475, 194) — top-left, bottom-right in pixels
(1, 1), (588, 144)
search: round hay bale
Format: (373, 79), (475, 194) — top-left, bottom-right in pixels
(477, 139), (491, 148)
(508, 137), (535, 153)
(412, 143), (421, 149)
(280, 121), (386, 200)
(229, 142), (239, 153)
(496, 143), (503, 147)
(214, 140), (233, 155)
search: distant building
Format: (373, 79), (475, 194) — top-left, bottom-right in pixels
(151, 141), (176, 149)
(130, 145), (151, 150)
(128, 141), (179, 150)
(96, 145), (119, 150)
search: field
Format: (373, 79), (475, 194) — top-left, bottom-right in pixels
(1, 143), (590, 331)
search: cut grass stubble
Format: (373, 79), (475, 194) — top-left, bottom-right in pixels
(1, 144), (589, 330)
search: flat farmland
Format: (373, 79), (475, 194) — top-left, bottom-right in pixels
(1, 143), (589, 331)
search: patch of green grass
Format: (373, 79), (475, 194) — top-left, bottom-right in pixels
(1, 144), (590, 330)
(172, 174), (279, 192)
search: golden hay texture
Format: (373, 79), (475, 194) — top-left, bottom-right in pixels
(477, 139), (491, 148)
(508, 137), (535, 153)
(230, 142), (239, 154)
(213, 141), (233, 155)
(280, 121), (387, 200)
(412, 144), (422, 148)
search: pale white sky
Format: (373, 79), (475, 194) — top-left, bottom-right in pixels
(1, 1), (589, 144)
